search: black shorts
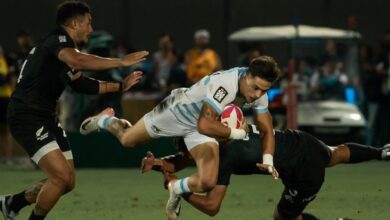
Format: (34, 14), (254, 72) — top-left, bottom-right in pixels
(7, 107), (71, 163)
(277, 132), (331, 218)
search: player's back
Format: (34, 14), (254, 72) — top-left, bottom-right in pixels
(10, 27), (75, 115)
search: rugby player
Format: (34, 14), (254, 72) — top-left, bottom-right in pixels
(142, 124), (390, 220)
(0, 1), (148, 220)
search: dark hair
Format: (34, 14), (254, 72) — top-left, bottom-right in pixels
(248, 55), (281, 83)
(56, 1), (91, 26)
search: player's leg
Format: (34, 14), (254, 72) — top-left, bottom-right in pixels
(168, 139), (219, 195)
(166, 135), (219, 220)
(0, 97), (13, 165)
(80, 107), (151, 147)
(328, 142), (390, 166)
(29, 148), (75, 219)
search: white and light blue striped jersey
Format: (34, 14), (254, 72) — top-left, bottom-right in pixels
(166, 67), (268, 127)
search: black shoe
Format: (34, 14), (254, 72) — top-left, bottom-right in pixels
(0, 195), (17, 220)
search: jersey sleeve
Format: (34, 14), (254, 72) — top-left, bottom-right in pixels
(253, 93), (269, 114)
(44, 34), (74, 56)
(203, 74), (237, 114)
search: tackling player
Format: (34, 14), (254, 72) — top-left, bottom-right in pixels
(142, 125), (390, 220)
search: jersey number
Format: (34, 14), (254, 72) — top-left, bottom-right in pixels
(17, 47), (36, 84)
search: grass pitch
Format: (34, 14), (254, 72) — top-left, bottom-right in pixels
(1, 161), (389, 220)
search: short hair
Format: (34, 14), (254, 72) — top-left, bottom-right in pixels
(56, 1), (91, 26)
(248, 56), (281, 83)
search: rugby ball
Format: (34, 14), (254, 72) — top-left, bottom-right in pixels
(220, 104), (243, 128)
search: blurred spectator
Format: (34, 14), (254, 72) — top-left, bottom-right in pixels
(15, 30), (34, 71)
(0, 45), (14, 164)
(185, 29), (221, 84)
(375, 30), (390, 146)
(165, 51), (187, 95)
(150, 34), (176, 91)
(5, 30), (35, 89)
(310, 56), (348, 100)
(238, 48), (261, 66)
(236, 42), (262, 66)
(359, 44), (382, 145)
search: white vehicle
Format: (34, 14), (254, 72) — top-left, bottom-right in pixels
(230, 24), (366, 144)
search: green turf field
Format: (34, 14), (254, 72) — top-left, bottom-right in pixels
(1, 161), (389, 220)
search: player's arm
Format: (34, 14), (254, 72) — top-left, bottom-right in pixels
(58, 48), (148, 71)
(185, 185), (228, 217)
(255, 111), (279, 179)
(68, 71), (143, 94)
(198, 103), (247, 139)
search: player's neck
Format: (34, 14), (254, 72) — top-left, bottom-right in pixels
(61, 25), (78, 46)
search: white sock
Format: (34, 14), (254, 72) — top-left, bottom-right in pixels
(172, 177), (190, 195)
(97, 115), (116, 130)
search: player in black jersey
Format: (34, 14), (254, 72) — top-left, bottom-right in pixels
(0, 1), (148, 220)
(142, 125), (390, 220)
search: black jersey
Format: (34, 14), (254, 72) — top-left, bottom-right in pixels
(217, 125), (331, 185)
(9, 27), (75, 116)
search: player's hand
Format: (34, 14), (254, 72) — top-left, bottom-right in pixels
(121, 50), (149, 67)
(122, 71), (143, 91)
(256, 163), (279, 179)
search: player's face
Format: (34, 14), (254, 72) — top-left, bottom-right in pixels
(239, 74), (272, 103)
(75, 13), (93, 45)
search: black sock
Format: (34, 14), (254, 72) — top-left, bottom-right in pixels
(346, 143), (382, 163)
(181, 192), (193, 202)
(9, 191), (31, 213)
(28, 210), (45, 220)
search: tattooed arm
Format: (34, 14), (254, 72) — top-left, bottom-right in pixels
(197, 103), (232, 138)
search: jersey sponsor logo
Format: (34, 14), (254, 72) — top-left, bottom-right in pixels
(36, 126), (49, 141)
(213, 86), (228, 103)
(59, 35), (67, 43)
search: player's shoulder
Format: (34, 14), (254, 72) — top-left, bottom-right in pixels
(41, 27), (74, 47)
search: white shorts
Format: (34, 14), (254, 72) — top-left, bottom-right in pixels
(143, 108), (218, 151)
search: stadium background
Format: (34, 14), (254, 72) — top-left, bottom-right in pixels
(1, 0), (390, 66)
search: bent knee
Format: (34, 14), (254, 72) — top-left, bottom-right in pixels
(51, 170), (75, 192)
(120, 136), (136, 148)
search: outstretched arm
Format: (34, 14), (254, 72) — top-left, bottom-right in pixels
(255, 111), (279, 179)
(58, 48), (148, 71)
(68, 71), (143, 94)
